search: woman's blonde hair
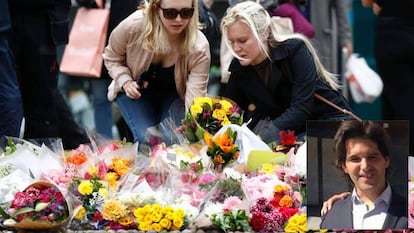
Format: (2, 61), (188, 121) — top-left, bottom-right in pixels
(139, 0), (199, 55)
(220, 1), (340, 90)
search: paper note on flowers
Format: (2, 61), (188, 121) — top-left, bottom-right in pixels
(179, 96), (243, 143)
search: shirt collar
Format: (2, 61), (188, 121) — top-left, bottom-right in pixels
(351, 184), (392, 206)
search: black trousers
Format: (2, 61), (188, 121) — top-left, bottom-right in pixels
(375, 16), (414, 154)
(10, 11), (89, 150)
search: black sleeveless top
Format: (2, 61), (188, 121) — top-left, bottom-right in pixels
(140, 64), (176, 93)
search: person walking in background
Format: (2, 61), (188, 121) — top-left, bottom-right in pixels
(320, 120), (407, 230)
(220, 1), (353, 143)
(0, 0), (23, 139)
(297, 0), (353, 75)
(8, 0), (90, 149)
(361, 0), (414, 154)
(76, 0), (142, 140)
(103, 0), (210, 146)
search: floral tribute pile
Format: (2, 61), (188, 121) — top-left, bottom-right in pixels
(0, 97), (308, 232)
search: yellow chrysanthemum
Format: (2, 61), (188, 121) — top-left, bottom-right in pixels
(78, 180), (93, 195)
(161, 206), (174, 215)
(151, 203), (161, 212)
(101, 199), (128, 221)
(74, 206), (86, 219)
(212, 108), (227, 121)
(144, 213), (153, 223)
(284, 213), (307, 233)
(165, 212), (174, 220)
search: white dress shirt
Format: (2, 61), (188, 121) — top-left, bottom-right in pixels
(351, 185), (392, 229)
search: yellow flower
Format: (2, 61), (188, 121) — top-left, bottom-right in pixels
(221, 116), (231, 125)
(104, 172), (119, 189)
(174, 208), (185, 218)
(144, 213), (153, 223)
(212, 108), (227, 121)
(219, 99), (233, 113)
(165, 212), (174, 220)
(274, 184), (289, 194)
(193, 96), (212, 108)
(159, 218), (171, 229)
(151, 203), (161, 212)
(173, 216), (184, 228)
(259, 163), (276, 174)
(279, 195), (294, 208)
(87, 165), (98, 177)
(78, 180), (93, 195)
(74, 206), (86, 219)
(109, 157), (130, 177)
(190, 104), (203, 118)
(98, 188), (108, 197)
(284, 213), (307, 233)
(161, 206), (174, 215)
(151, 212), (162, 223)
(102, 199), (128, 221)
(151, 222), (162, 232)
(138, 222), (151, 231)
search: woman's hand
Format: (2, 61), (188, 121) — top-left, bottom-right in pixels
(122, 80), (148, 99)
(320, 192), (351, 216)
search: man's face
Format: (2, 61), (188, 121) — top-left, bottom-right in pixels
(342, 138), (390, 200)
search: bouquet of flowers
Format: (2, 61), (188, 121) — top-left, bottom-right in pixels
(179, 96), (243, 143)
(204, 127), (240, 172)
(0, 181), (71, 230)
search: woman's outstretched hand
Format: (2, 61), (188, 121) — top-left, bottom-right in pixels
(320, 191), (351, 216)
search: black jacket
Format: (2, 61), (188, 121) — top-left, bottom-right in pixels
(224, 38), (352, 133)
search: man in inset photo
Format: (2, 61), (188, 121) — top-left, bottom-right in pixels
(307, 120), (408, 231)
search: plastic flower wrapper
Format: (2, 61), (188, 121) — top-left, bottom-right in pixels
(150, 143), (205, 170)
(0, 181), (72, 230)
(0, 163), (34, 204)
(178, 96), (243, 143)
(191, 167), (250, 231)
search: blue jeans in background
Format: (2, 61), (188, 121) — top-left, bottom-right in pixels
(0, 32), (23, 138)
(91, 78), (113, 138)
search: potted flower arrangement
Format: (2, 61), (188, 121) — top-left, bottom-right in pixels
(0, 181), (71, 230)
(179, 96), (243, 143)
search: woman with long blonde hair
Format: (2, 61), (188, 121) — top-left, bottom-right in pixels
(221, 1), (354, 142)
(104, 0), (211, 145)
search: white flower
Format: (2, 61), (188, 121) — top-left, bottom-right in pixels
(292, 141), (307, 178)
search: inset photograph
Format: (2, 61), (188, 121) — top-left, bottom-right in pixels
(306, 120), (409, 231)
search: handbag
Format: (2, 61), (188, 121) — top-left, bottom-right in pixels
(346, 54), (383, 103)
(59, 6), (110, 78)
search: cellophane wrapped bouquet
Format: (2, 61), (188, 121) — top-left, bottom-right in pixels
(178, 96), (243, 143)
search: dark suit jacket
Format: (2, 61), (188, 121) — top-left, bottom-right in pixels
(320, 190), (408, 230)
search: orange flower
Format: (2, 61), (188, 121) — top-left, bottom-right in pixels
(66, 153), (87, 166)
(233, 151), (240, 160)
(213, 155), (225, 164)
(279, 194), (293, 208)
(204, 133), (214, 148)
(216, 132), (234, 154)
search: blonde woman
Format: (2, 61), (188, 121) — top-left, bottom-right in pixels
(221, 1), (353, 142)
(103, 0), (210, 145)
